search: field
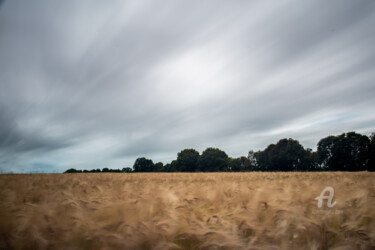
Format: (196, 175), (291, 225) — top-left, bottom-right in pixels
(0, 172), (374, 250)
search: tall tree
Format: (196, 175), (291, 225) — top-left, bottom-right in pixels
(255, 139), (310, 171)
(133, 157), (155, 172)
(317, 132), (370, 171)
(175, 149), (200, 172)
(247, 150), (258, 168)
(305, 148), (319, 171)
(198, 147), (229, 172)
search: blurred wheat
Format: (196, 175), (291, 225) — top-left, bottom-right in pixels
(0, 172), (374, 249)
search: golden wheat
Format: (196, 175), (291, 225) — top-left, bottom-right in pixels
(0, 172), (374, 249)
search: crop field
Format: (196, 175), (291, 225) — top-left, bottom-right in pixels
(0, 172), (374, 250)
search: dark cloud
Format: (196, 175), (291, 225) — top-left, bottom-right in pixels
(0, 106), (70, 153)
(1, 0), (375, 172)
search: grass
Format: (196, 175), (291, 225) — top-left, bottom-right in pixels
(0, 172), (374, 249)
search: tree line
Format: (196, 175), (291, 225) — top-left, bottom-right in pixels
(65, 131), (375, 173)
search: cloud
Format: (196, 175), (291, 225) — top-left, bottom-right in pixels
(1, 0), (375, 172)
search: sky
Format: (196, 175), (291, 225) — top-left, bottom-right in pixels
(1, 0), (375, 173)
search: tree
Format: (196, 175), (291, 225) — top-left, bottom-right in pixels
(367, 133), (375, 171)
(198, 147), (229, 172)
(169, 160), (178, 172)
(239, 156), (254, 171)
(255, 139), (311, 171)
(122, 167), (133, 173)
(64, 168), (81, 173)
(248, 150), (258, 168)
(228, 156), (253, 171)
(133, 157), (155, 172)
(160, 163), (170, 172)
(228, 157), (241, 172)
(175, 149), (200, 172)
(317, 132), (370, 171)
(154, 162), (164, 172)
(305, 149), (319, 171)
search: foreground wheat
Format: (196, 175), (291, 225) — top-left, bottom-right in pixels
(0, 172), (374, 249)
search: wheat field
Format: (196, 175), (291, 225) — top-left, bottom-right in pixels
(0, 172), (374, 250)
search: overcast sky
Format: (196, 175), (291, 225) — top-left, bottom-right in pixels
(1, 0), (375, 173)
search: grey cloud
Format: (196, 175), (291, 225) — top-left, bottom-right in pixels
(1, 0), (375, 172)
(0, 107), (71, 153)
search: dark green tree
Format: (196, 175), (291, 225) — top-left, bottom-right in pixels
(255, 139), (311, 171)
(160, 163), (170, 172)
(228, 156), (253, 171)
(198, 147), (229, 172)
(175, 149), (200, 172)
(228, 157), (241, 171)
(305, 149), (319, 171)
(154, 162), (164, 172)
(160, 160), (178, 172)
(169, 160), (178, 172)
(133, 157), (155, 172)
(317, 132), (370, 171)
(367, 133), (375, 171)
(248, 150), (258, 168)
(64, 168), (81, 173)
(122, 167), (133, 173)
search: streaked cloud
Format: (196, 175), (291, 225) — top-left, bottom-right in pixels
(1, 0), (375, 172)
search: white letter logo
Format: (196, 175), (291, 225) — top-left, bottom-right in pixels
(315, 187), (336, 208)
